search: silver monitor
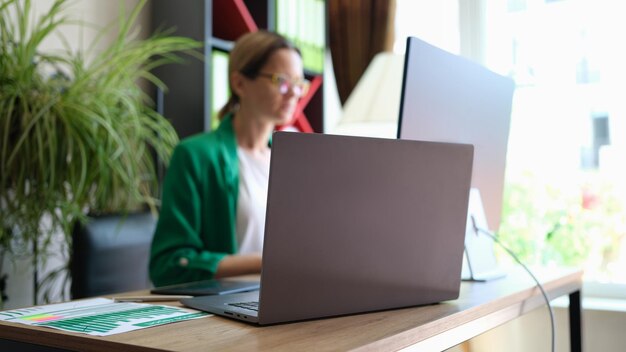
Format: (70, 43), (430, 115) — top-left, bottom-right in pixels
(397, 36), (515, 231)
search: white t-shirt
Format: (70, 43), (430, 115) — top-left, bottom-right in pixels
(235, 147), (271, 254)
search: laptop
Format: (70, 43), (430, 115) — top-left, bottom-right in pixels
(182, 131), (474, 325)
(151, 279), (260, 296)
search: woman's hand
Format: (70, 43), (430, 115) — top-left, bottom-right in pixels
(214, 253), (262, 278)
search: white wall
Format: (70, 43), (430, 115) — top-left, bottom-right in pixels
(35, 0), (150, 55)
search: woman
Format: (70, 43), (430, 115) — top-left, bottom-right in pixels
(150, 30), (309, 286)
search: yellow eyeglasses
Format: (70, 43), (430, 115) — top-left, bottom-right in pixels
(257, 73), (310, 97)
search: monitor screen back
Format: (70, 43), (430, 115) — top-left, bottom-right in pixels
(397, 36), (515, 231)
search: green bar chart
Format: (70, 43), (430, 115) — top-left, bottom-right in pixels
(0, 298), (208, 336)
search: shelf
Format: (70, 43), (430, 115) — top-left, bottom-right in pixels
(210, 37), (234, 52)
(152, 0), (326, 137)
(213, 0), (257, 41)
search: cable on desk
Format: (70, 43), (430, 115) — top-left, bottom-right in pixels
(470, 215), (556, 352)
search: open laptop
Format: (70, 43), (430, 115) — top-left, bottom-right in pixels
(182, 131), (473, 325)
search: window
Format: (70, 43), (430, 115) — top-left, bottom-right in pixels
(485, 0), (626, 285)
(393, 0), (626, 288)
(508, 0), (527, 12)
(392, 0), (459, 55)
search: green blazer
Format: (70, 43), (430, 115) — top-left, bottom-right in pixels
(149, 115), (240, 287)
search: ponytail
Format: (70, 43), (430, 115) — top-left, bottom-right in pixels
(217, 95), (239, 121)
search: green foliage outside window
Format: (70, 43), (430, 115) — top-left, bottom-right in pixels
(499, 170), (626, 282)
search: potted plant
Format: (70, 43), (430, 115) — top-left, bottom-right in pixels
(0, 0), (201, 305)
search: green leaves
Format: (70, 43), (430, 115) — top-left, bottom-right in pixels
(0, 0), (202, 255)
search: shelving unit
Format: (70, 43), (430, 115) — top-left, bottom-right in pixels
(151, 0), (325, 139)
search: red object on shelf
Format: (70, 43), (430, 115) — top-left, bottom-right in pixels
(213, 0), (258, 41)
(277, 75), (323, 133)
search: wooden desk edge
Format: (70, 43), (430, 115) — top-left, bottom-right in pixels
(1, 270), (584, 352)
(0, 323), (160, 352)
(353, 269), (583, 352)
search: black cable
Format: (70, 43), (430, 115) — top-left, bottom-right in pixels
(470, 216), (556, 352)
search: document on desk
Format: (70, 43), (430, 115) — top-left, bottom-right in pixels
(0, 298), (209, 336)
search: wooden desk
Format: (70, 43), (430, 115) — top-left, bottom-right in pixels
(0, 268), (582, 352)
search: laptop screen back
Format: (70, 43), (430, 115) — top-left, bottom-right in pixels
(257, 132), (473, 325)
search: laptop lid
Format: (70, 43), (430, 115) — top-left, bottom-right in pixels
(255, 132), (474, 325)
(397, 36), (515, 232)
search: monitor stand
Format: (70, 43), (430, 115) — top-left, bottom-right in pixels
(461, 189), (507, 282)
(462, 247), (507, 281)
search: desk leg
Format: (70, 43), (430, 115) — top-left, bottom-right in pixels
(569, 290), (582, 352)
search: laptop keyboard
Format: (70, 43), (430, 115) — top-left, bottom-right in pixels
(228, 301), (259, 311)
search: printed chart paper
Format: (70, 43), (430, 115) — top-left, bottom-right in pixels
(0, 298), (208, 336)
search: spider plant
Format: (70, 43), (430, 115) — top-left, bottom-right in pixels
(0, 0), (201, 304)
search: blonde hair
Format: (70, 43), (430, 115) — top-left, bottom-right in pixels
(217, 30), (301, 120)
